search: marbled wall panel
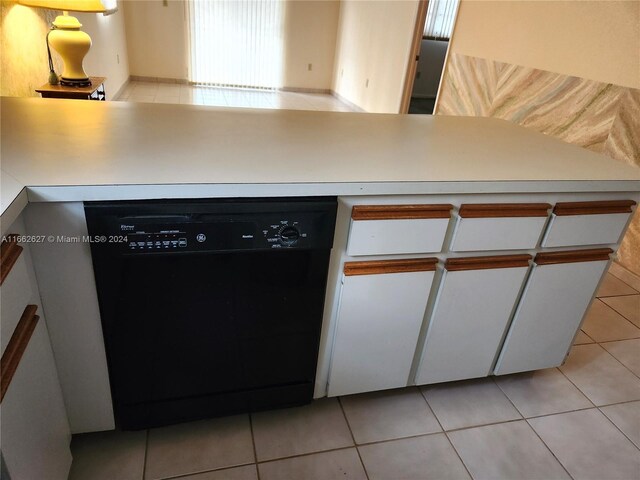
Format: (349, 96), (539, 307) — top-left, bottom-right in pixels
(490, 63), (623, 153)
(436, 54), (500, 116)
(437, 53), (640, 274)
(605, 88), (640, 274)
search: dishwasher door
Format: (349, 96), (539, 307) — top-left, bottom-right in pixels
(85, 198), (337, 429)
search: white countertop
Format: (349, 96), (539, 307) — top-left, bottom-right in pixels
(2, 97), (639, 219)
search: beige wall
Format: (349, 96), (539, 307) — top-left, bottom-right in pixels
(123, 0), (340, 90)
(448, 0), (640, 89)
(0, 1), (129, 100)
(122, 0), (188, 81)
(332, 0), (419, 113)
(282, 0), (339, 90)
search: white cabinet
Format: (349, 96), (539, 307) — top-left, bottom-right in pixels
(328, 258), (437, 397)
(1, 253), (33, 355)
(2, 318), (73, 480)
(541, 200), (636, 247)
(0, 227), (72, 480)
(494, 249), (612, 375)
(450, 203), (550, 252)
(415, 255), (531, 385)
(347, 204), (452, 256)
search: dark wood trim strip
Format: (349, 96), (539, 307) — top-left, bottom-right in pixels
(1, 305), (39, 402)
(445, 254), (532, 272)
(352, 204), (453, 220)
(535, 248), (613, 266)
(554, 200), (636, 216)
(459, 203), (552, 218)
(344, 258), (438, 276)
(1, 235), (24, 286)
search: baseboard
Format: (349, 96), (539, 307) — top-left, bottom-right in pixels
(111, 78), (130, 101)
(330, 90), (366, 112)
(280, 86), (332, 94)
(130, 75), (188, 84)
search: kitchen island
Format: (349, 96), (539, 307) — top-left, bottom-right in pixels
(1, 97), (639, 480)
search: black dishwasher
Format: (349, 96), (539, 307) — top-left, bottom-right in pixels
(85, 197), (337, 430)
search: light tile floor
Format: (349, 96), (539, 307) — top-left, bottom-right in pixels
(69, 263), (640, 480)
(115, 82), (357, 112)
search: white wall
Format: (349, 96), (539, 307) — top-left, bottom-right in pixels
(448, 0), (640, 89)
(77, 9), (130, 99)
(123, 0), (188, 81)
(282, 0), (340, 90)
(123, 0), (340, 90)
(332, 0), (419, 113)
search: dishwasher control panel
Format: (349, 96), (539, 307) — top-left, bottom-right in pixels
(85, 197), (338, 254)
(118, 217), (319, 253)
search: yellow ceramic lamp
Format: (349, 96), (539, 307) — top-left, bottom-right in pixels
(19, 0), (117, 87)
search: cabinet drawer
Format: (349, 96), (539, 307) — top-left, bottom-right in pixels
(451, 203), (551, 252)
(328, 258), (437, 397)
(494, 249), (612, 375)
(347, 204), (452, 256)
(1, 242), (32, 356)
(415, 254), (531, 385)
(541, 200), (636, 248)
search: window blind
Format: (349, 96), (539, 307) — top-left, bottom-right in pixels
(187, 0), (284, 89)
(423, 0), (459, 40)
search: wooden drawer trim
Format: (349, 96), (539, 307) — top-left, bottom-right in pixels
(445, 254), (532, 272)
(0, 235), (24, 286)
(344, 258), (438, 276)
(352, 204), (453, 220)
(459, 203), (551, 218)
(553, 200), (636, 216)
(1, 305), (39, 402)
(535, 248), (613, 266)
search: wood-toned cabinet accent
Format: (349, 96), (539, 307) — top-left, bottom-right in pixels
(328, 258), (438, 396)
(1, 305), (39, 401)
(450, 203), (551, 252)
(494, 249), (613, 375)
(415, 254), (531, 385)
(347, 204), (452, 256)
(541, 200), (636, 248)
(1, 235), (23, 286)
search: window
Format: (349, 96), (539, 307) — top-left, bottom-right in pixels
(187, 0), (284, 89)
(423, 0), (459, 40)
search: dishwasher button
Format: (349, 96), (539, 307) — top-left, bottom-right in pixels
(178, 238), (187, 247)
(279, 226), (300, 246)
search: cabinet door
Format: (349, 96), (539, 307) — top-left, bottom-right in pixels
(494, 249), (612, 375)
(347, 205), (452, 256)
(327, 258), (437, 397)
(415, 255), (531, 385)
(541, 200), (635, 248)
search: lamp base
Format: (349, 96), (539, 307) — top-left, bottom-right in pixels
(60, 77), (92, 87)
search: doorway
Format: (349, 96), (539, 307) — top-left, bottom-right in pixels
(402, 0), (460, 114)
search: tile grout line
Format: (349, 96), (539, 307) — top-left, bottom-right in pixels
(337, 396), (371, 480)
(417, 386), (475, 480)
(157, 461), (256, 480)
(598, 298), (640, 326)
(597, 405), (640, 452)
(248, 413), (261, 480)
(491, 376), (575, 480)
(142, 429), (150, 480)
(595, 339), (640, 382)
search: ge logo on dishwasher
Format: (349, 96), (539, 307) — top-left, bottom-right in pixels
(196, 233), (206, 242)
